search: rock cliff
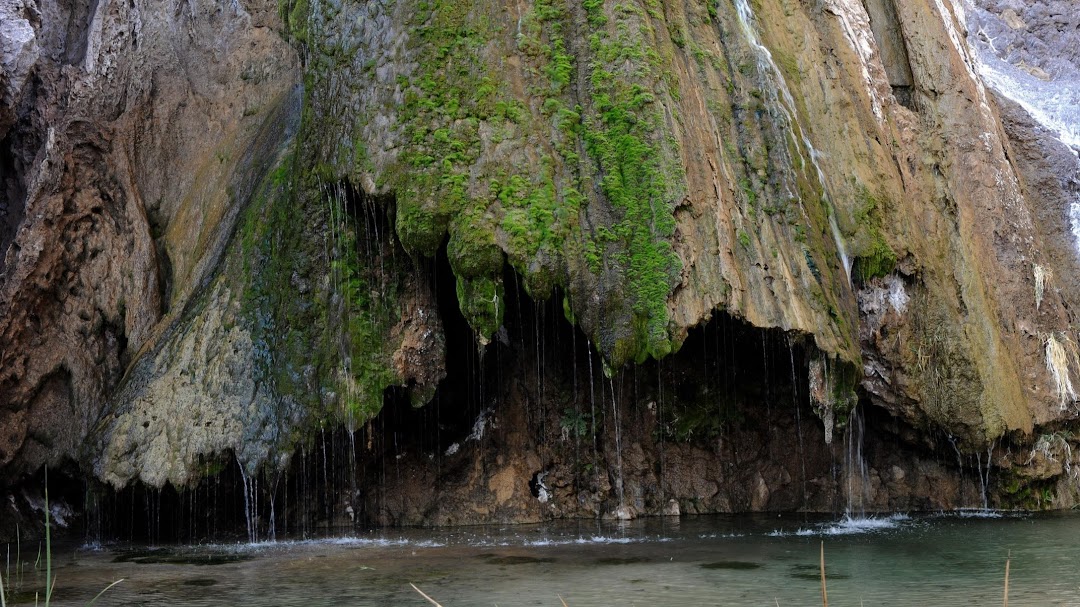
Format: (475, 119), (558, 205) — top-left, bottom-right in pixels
(2, 0), (1079, 536)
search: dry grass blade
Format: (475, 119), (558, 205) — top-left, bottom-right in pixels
(820, 541), (828, 607)
(559, 595), (569, 607)
(87, 579), (126, 606)
(410, 582), (444, 607)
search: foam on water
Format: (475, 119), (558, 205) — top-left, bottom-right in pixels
(768, 513), (911, 537)
(946, 508), (1007, 519)
(521, 536), (669, 547)
(195, 531), (678, 553)
(820, 514), (907, 535)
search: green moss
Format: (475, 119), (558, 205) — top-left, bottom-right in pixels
(849, 184), (897, 282)
(448, 212), (503, 278)
(395, 187), (449, 257)
(852, 234), (897, 281)
(382, 0), (584, 337)
(737, 229), (751, 249)
(580, 0), (684, 364)
(562, 294), (577, 324)
(998, 472), (1056, 510)
(296, 0), (691, 366)
(830, 358), (860, 423)
(660, 396), (744, 442)
(279, 0), (311, 44)
(455, 274), (505, 343)
(236, 145), (404, 422)
(773, 49), (800, 86)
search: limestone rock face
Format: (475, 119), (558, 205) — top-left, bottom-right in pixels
(296, 0), (1072, 446)
(0, 0), (39, 139)
(0, 0), (299, 485)
(2, 0), (1080, 521)
(94, 281), (289, 489)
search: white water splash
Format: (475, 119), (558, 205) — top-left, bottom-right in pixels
(829, 214), (854, 282)
(768, 513), (910, 537)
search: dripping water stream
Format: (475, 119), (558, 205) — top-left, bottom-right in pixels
(843, 405), (869, 519)
(731, 0), (853, 282)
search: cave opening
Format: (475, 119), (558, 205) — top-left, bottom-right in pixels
(81, 186), (931, 541)
(0, 463), (85, 543)
(356, 256), (841, 525)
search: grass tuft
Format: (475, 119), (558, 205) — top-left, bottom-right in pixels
(3, 469), (125, 607)
(1044, 332), (1077, 409)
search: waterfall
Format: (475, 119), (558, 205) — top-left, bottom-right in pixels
(828, 214), (853, 282)
(843, 405), (870, 518)
(238, 456), (257, 543)
(587, 339), (600, 494)
(788, 337), (808, 508)
(609, 379), (628, 519)
(974, 439), (996, 511)
(732, 0), (852, 283)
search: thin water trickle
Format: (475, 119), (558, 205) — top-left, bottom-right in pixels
(237, 456), (255, 544)
(974, 439), (996, 511)
(609, 378), (626, 517)
(843, 405), (869, 518)
(788, 337), (808, 509)
(587, 339), (600, 493)
(731, 0), (852, 282)
(267, 489), (277, 543)
(320, 426), (330, 528)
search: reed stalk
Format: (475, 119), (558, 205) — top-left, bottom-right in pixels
(820, 541), (828, 607)
(410, 583), (444, 607)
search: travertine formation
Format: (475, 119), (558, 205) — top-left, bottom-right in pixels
(2, 0), (1080, 531)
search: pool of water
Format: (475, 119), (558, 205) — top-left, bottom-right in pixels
(7, 511), (1080, 606)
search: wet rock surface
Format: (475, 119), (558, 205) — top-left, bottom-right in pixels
(3, 0), (1080, 539)
(0, 0), (299, 523)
